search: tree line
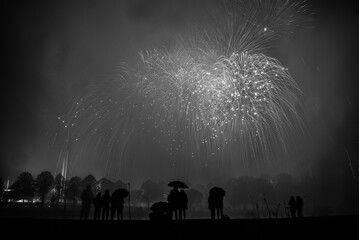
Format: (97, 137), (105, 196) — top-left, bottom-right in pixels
(1, 169), (358, 217)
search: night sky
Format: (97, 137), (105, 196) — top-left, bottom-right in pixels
(2, 0), (359, 190)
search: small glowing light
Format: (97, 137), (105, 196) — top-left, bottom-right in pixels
(264, 27), (267, 31)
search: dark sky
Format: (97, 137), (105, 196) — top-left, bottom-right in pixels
(2, 0), (359, 189)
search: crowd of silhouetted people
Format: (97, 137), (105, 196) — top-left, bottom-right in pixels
(149, 186), (227, 220)
(80, 184), (303, 221)
(80, 185), (126, 220)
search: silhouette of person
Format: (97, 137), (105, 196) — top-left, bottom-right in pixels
(288, 196), (297, 218)
(178, 189), (188, 220)
(80, 185), (94, 220)
(93, 192), (102, 220)
(167, 187), (180, 220)
(208, 193), (216, 220)
(111, 189), (125, 220)
(111, 191), (118, 220)
(215, 193), (224, 220)
(101, 189), (111, 220)
(296, 196), (304, 218)
(118, 197), (125, 220)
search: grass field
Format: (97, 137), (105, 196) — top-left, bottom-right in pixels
(1, 215), (357, 239)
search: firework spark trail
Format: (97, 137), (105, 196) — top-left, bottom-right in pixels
(55, 0), (310, 178)
(136, 48), (304, 159)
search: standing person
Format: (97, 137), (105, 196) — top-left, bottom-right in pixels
(93, 192), (102, 220)
(111, 191), (119, 220)
(111, 189), (126, 220)
(178, 189), (188, 220)
(80, 185), (94, 220)
(288, 196), (297, 218)
(167, 187), (180, 220)
(215, 193), (224, 220)
(101, 189), (111, 220)
(296, 196), (304, 218)
(208, 193), (216, 220)
(118, 197), (125, 220)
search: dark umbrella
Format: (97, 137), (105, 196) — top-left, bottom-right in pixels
(168, 181), (189, 189)
(210, 187), (225, 196)
(114, 188), (129, 198)
(150, 201), (169, 213)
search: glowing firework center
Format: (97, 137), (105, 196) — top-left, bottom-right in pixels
(138, 49), (299, 153)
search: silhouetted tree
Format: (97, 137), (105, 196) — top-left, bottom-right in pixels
(130, 189), (143, 208)
(187, 188), (203, 210)
(225, 176), (252, 210)
(141, 180), (163, 208)
(82, 174), (97, 192)
(273, 174), (296, 203)
(252, 178), (276, 217)
(194, 184), (205, 193)
(54, 173), (65, 205)
(11, 172), (35, 202)
(158, 180), (167, 195)
(113, 179), (127, 190)
(67, 176), (82, 205)
(35, 171), (54, 207)
(96, 177), (115, 193)
(224, 176), (275, 218)
(253, 178), (276, 202)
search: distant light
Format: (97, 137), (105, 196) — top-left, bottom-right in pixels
(264, 27), (267, 31)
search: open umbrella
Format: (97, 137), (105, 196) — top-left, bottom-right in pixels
(113, 188), (129, 198)
(150, 201), (169, 212)
(168, 181), (189, 189)
(210, 186), (225, 197)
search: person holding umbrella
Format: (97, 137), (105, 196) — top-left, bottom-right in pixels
(101, 189), (111, 220)
(149, 201), (171, 220)
(111, 188), (129, 220)
(208, 191), (216, 220)
(167, 187), (180, 220)
(178, 189), (188, 220)
(93, 192), (102, 220)
(209, 187), (226, 220)
(167, 181), (189, 220)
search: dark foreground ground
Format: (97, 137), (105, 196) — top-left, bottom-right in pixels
(1, 215), (358, 239)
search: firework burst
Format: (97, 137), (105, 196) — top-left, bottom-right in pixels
(55, 0), (310, 179)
